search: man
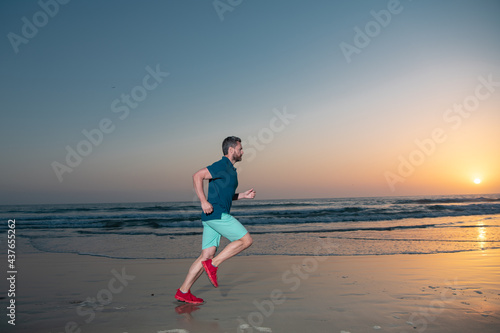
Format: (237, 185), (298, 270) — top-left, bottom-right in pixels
(175, 136), (255, 304)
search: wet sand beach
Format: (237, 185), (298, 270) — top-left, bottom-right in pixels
(2, 248), (499, 333)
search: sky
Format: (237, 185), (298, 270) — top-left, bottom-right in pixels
(1, 0), (499, 205)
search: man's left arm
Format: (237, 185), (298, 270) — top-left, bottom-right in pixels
(233, 188), (256, 200)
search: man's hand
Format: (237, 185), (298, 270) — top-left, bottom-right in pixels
(201, 201), (213, 214)
(240, 188), (256, 199)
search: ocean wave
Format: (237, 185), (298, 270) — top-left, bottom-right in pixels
(1, 195), (499, 231)
(393, 196), (500, 205)
(236, 203), (500, 224)
(231, 201), (320, 209)
(2, 216), (201, 230)
(0, 203), (199, 215)
(2, 205), (500, 230)
(21, 221), (496, 239)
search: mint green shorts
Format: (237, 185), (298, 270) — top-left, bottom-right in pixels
(202, 213), (248, 250)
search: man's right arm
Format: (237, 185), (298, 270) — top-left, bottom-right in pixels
(193, 167), (213, 215)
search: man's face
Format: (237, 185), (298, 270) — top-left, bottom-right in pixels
(231, 142), (243, 162)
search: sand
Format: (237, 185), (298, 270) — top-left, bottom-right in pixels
(1, 249), (499, 333)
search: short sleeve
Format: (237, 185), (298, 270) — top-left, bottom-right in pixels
(206, 159), (224, 179)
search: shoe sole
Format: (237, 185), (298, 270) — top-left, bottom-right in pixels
(202, 261), (219, 288)
(175, 295), (204, 305)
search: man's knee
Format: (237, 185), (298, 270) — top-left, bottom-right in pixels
(201, 247), (216, 260)
(201, 254), (214, 260)
(242, 233), (253, 248)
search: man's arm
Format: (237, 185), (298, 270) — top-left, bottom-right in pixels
(193, 167), (213, 214)
(233, 188), (256, 200)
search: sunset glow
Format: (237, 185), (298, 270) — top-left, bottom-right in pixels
(1, 1), (499, 204)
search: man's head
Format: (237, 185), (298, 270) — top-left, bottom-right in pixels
(222, 136), (243, 163)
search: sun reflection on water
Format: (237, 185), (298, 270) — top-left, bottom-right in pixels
(477, 222), (486, 250)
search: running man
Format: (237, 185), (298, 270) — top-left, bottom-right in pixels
(175, 136), (255, 304)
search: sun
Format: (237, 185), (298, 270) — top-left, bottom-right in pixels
(474, 178), (482, 184)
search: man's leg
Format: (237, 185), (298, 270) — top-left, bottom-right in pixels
(212, 233), (252, 267)
(179, 246), (216, 292)
(203, 214), (253, 267)
(202, 233), (252, 288)
(201, 214), (252, 287)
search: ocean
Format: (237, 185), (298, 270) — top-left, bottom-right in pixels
(2, 194), (500, 259)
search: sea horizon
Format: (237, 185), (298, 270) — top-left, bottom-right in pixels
(3, 191), (500, 207)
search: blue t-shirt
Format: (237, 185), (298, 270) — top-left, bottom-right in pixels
(201, 156), (238, 221)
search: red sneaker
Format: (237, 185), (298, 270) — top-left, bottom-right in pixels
(202, 259), (219, 287)
(175, 289), (204, 304)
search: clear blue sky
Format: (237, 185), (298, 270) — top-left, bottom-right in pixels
(1, 0), (499, 204)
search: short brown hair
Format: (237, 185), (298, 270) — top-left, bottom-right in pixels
(222, 136), (241, 155)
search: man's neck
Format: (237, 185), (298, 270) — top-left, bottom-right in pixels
(224, 155), (236, 165)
